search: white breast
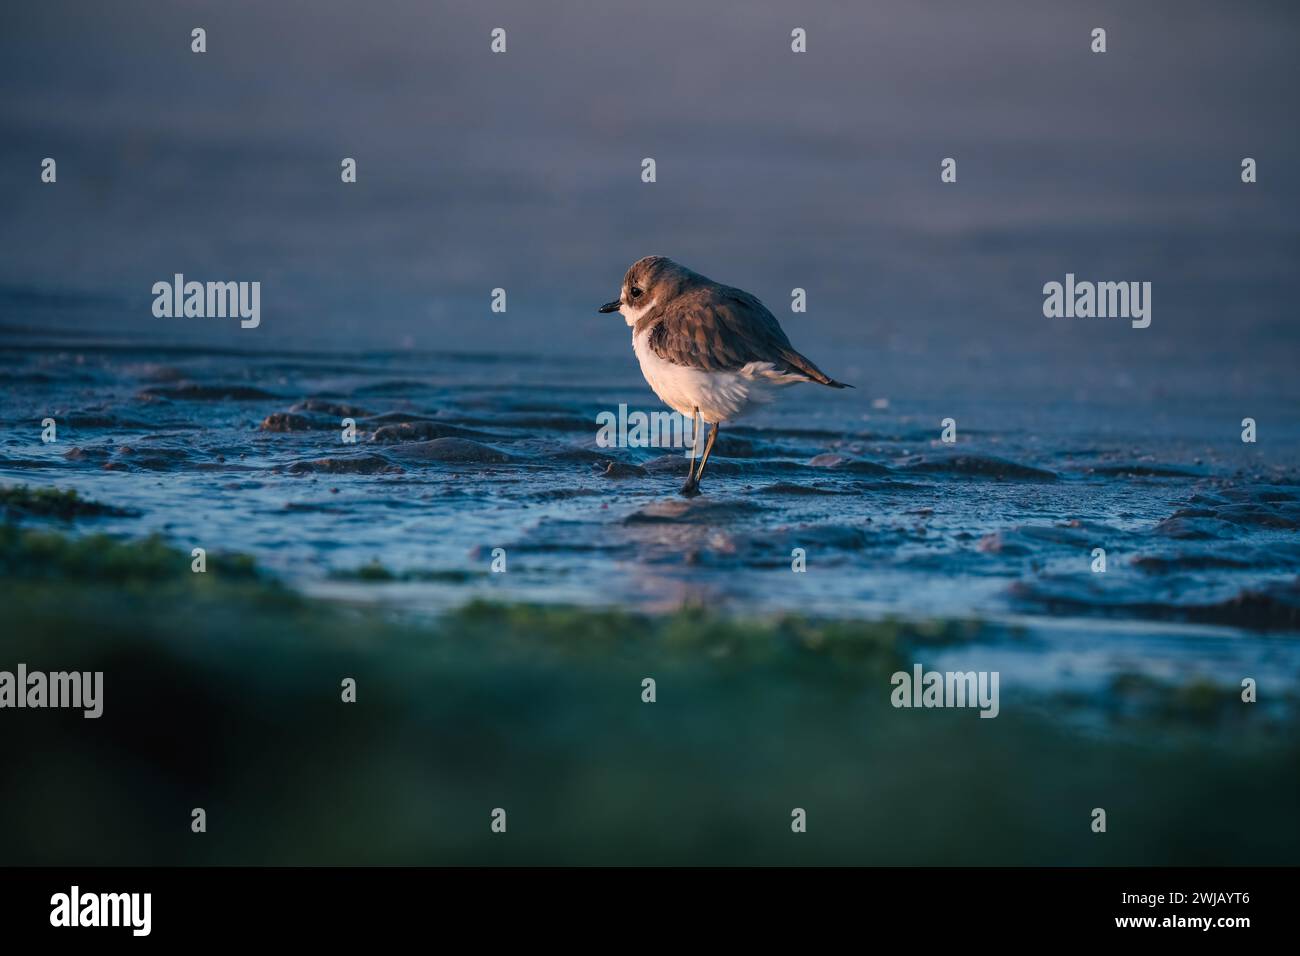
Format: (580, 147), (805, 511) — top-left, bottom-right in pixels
(631, 328), (806, 424)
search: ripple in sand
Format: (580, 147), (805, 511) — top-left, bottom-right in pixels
(1132, 552), (1258, 574)
(1011, 575), (1300, 631)
(102, 444), (192, 471)
(623, 498), (768, 524)
(756, 482), (851, 496)
(904, 454), (1057, 482)
(61, 412), (152, 429)
(808, 453), (891, 474)
(138, 383), (277, 401)
(1155, 495), (1300, 538)
(350, 380), (435, 396)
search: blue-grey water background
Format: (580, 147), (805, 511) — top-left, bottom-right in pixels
(3, 0), (1299, 700)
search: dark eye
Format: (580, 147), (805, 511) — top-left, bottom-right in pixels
(630, 286), (643, 299)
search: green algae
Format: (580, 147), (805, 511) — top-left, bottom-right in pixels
(0, 484), (136, 520)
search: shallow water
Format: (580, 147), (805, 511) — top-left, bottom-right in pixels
(3, 337), (1299, 697)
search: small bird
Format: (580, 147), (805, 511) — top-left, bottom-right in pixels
(599, 256), (850, 496)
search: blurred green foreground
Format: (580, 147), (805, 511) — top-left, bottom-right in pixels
(1, 520), (1296, 866)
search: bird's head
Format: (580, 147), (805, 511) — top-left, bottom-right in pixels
(598, 256), (693, 326)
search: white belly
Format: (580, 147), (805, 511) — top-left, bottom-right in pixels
(632, 329), (806, 423)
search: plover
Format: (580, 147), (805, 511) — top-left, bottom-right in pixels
(599, 256), (850, 496)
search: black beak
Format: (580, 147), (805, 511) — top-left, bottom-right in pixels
(597, 299), (621, 314)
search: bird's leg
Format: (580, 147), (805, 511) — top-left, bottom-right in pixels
(679, 407), (703, 496)
(693, 421), (720, 489)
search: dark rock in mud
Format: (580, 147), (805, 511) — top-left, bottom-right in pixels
(385, 438), (511, 464)
(369, 421), (493, 443)
(286, 454), (402, 475)
(260, 412), (335, 432)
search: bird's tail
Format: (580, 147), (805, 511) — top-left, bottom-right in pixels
(780, 348), (853, 389)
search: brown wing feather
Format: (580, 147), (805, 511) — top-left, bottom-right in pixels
(639, 285), (849, 388)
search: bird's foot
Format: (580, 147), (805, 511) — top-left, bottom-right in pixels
(678, 478), (701, 498)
